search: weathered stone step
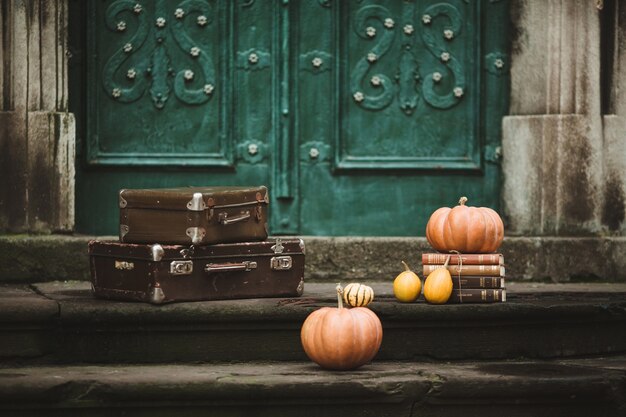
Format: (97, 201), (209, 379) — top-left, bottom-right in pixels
(2, 234), (626, 283)
(2, 281), (626, 364)
(1, 358), (625, 417)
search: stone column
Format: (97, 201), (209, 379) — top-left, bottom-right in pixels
(601, 1), (626, 235)
(502, 0), (605, 235)
(0, 0), (75, 233)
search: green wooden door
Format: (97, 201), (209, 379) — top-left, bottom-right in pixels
(73, 0), (508, 236)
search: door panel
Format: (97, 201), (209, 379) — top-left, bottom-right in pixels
(89, 0), (229, 165)
(76, 0), (280, 235)
(73, 0), (508, 236)
(338, 0), (479, 169)
(294, 0), (507, 236)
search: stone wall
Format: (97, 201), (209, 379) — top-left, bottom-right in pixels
(0, 0), (75, 233)
(503, 0), (626, 236)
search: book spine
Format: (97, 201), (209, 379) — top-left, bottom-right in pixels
(447, 289), (506, 304)
(451, 276), (505, 289)
(423, 264), (505, 277)
(422, 253), (504, 266)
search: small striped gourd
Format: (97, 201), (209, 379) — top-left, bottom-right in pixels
(342, 283), (374, 307)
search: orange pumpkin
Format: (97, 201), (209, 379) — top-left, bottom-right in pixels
(426, 196), (504, 253)
(300, 284), (383, 370)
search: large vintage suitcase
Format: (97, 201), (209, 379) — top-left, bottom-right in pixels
(89, 238), (305, 304)
(119, 186), (269, 245)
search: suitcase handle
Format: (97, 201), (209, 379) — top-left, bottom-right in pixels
(204, 261), (258, 273)
(218, 210), (250, 225)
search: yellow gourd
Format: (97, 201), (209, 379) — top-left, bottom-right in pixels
(423, 256), (453, 304)
(343, 283), (374, 307)
(393, 261), (422, 303)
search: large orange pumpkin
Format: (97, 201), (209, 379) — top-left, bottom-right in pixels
(300, 284), (383, 370)
(426, 197), (504, 253)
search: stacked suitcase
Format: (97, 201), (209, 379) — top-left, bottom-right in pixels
(88, 186), (305, 304)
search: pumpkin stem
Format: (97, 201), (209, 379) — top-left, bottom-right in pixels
(444, 255), (451, 268)
(336, 283), (344, 309)
(401, 260), (411, 272)
(459, 196), (468, 206)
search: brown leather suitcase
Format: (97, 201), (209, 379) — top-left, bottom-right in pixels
(119, 186), (269, 245)
(88, 238), (305, 304)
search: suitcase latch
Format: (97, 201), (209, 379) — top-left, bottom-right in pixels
(170, 260), (194, 275)
(271, 256), (292, 271)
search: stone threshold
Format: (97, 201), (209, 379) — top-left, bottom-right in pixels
(1, 234), (626, 283)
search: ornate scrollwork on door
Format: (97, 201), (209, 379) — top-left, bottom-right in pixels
(350, 2), (466, 115)
(420, 3), (465, 109)
(102, 0), (150, 104)
(351, 5), (396, 111)
(102, 0), (216, 109)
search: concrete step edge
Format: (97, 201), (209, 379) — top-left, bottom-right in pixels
(1, 359), (625, 416)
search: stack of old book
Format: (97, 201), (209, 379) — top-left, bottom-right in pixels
(422, 253), (506, 304)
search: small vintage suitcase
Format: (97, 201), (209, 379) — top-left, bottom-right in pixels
(119, 186), (269, 245)
(89, 238), (305, 304)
